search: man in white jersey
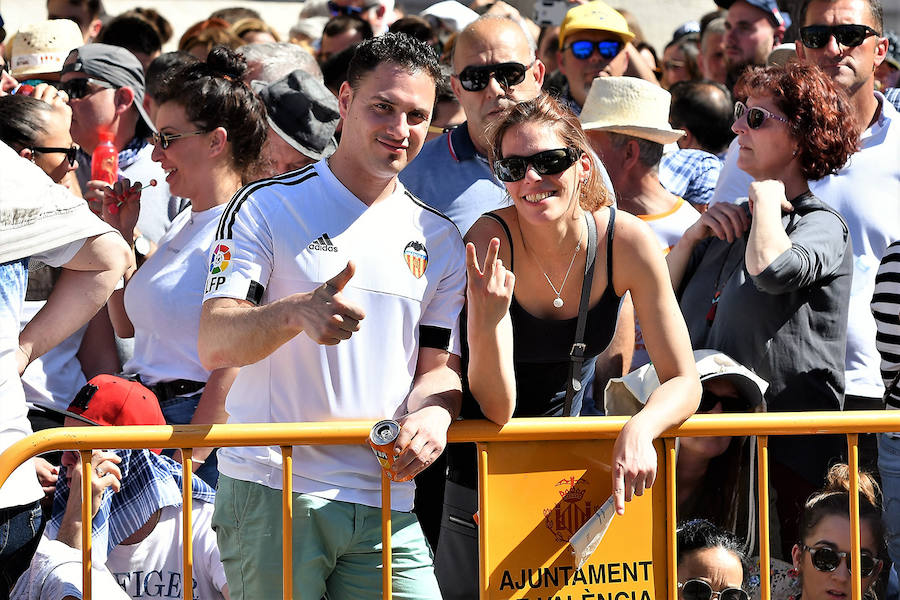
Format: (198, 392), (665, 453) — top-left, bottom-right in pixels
(198, 34), (464, 600)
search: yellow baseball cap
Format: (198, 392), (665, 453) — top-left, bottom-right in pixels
(558, 1), (634, 50)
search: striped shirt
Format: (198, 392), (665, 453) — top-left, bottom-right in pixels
(873, 241), (900, 408)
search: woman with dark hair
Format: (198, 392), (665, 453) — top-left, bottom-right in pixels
(791, 464), (885, 599)
(0, 95), (78, 186)
(677, 519), (750, 600)
(102, 46), (266, 485)
(667, 62), (858, 547)
(433, 93), (700, 599)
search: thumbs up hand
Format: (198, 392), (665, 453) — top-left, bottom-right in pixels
(300, 260), (366, 345)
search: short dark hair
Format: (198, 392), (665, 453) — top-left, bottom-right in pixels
(52, 0), (104, 22)
(799, 0), (883, 32)
(155, 46), (267, 176)
(130, 8), (173, 44)
(347, 32), (441, 91)
(323, 15), (374, 42)
(98, 13), (163, 57)
(669, 80), (735, 155)
(145, 51), (201, 100)
(389, 16), (437, 46)
(607, 132), (665, 169)
(735, 62), (859, 181)
(322, 44), (359, 94)
(0, 95), (53, 148)
(677, 519), (751, 583)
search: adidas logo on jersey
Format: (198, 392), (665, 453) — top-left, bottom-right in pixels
(308, 233), (338, 252)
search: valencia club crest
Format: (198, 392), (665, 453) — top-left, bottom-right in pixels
(404, 241), (428, 279)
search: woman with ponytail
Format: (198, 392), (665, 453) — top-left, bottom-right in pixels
(791, 464), (885, 599)
(101, 46), (267, 485)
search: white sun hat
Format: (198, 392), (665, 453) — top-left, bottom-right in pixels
(11, 20), (84, 79)
(579, 76), (686, 145)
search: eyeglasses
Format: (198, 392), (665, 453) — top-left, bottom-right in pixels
(698, 390), (753, 413)
(30, 144), (80, 166)
(678, 579), (749, 600)
(494, 148), (582, 183)
(456, 62), (531, 92)
(802, 544), (882, 577)
(59, 77), (116, 100)
(799, 24), (880, 49)
(565, 39), (624, 60)
(149, 130), (208, 150)
(733, 101), (789, 130)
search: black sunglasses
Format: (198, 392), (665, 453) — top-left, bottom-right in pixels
(494, 148), (581, 183)
(149, 129), (209, 150)
(327, 1), (366, 16)
(456, 62), (530, 92)
(802, 544), (882, 577)
(734, 101), (789, 130)
(678, 579), (749, 600)
(698, 390), (752, 413)
(799, 24), (880, 49)
(59, 77), (116, 100)
(30, 144), (79, 167)
(566, 39), (624, 60)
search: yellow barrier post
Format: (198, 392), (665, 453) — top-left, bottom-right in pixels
(478, 445), (489, 600)
(80, 449), (93, 600)
(666, 438), (677, 600)
(182, 448), (194, 600)
(757, 436), (770, 600)
(283, 445), (293, 599)
(847, 433), (861, 600)
(382, 470), (392, 600)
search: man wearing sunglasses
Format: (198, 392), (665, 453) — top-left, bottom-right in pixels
(60, 44), (181, 245)
(400, 16), (545, 236)
(555, 1), (656, 115)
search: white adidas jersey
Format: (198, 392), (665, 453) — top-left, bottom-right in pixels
(204, 161), (465, 511)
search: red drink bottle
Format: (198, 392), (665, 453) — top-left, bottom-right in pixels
(91, 131), (118, 184)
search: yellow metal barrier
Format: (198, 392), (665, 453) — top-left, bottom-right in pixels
(2, 411), (899, 600)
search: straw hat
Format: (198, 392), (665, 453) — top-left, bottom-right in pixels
(11, 20), (84, 78)
(579, 76), (685, 145)
(604, 349), (769, 416)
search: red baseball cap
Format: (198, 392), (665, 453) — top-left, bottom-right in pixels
(66, 375), (166, 453)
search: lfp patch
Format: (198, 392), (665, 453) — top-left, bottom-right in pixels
(209, 243), (231, 275)
(404, 241), (428, 279)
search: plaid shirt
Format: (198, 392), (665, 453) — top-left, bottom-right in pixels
(46, 449), (215, 565)
(659, 148), (723, 207)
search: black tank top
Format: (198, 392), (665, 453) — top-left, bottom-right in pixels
(461, 207), (622, 419)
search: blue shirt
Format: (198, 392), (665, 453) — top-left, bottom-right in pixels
(659, 148), (722, 207)
(399, 124), (510, 236)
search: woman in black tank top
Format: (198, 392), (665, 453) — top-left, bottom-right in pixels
(465, 94), (701, 511)
(433, 95), (701, 600)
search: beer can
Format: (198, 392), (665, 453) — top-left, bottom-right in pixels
(368, 419), (401, 474)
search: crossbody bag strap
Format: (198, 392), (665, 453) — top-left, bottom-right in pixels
(564, 211), (599, 416)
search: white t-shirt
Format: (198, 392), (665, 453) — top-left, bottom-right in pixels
(10, 537), (130, 600)
(203, 161), (466, 511)
(631, 197), (699, 368)
(122, 204), (227, 385)
(708, 94), (900, 398)
(106, 503), (227, 600)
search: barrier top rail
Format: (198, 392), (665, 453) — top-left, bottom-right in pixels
(4, 410), (900, 486)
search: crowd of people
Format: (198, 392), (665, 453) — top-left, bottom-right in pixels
(0, 0), (898, 598)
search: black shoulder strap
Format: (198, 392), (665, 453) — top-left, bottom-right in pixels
(606, 206), (616, 286)
(564, 211), (598, 416)
(482, 211), (515, 269)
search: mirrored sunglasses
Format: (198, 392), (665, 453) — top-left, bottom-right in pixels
(567, 39), (624, 60)
(456, 62), (529, 92)
(58, 77), (116, 100)
(30, 144), (79, 167)
(327, 1), (365, 16)
(494, 148), (581, 183)
(149, 129), (208, 150)
(733, 101), (789, 130)
(678, 579), (749, 600)
(799, 24), (880, 49)
(802, 544), (881, 577)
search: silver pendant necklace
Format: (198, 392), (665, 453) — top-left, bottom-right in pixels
(522, 221), (583, 309)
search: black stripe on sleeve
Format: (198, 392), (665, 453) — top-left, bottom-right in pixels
(420, 325), (452, 351)
(246, 281), (265, 305)
(217, 167), (318, 239)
